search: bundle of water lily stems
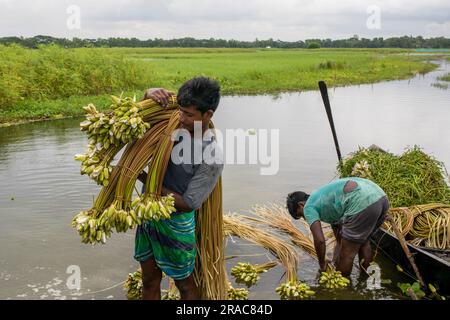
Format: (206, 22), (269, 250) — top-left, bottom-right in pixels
(124, 205), (341, 300)
(124, 268), (143, 300)
(124, 265), (251, 300)
(73, 95), (227, 300)
(230, 261), (278, 288)
(236, 204), (353, 292)
(227, 284), (249, 300)
(243, 203), (337, 258)
(223, 214), (315, 299)
(223, 214), (299, 282)
(339, 146), (450, 250)
(384, 204), (450, 250)
(124, 269), (181, 300)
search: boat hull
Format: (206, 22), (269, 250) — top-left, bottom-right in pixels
(371, 228), (450, 295)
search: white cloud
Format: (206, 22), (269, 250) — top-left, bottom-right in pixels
(426, 21), (450, 35)
(0, 0), (448, 40)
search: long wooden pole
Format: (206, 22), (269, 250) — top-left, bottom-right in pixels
(318, 80), (342, 164)
(385, 215), (425, 288)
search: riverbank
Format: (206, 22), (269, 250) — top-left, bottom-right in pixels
(0, 47), (440, 125)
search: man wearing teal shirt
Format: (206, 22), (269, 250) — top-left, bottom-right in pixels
(286, 177), (389, 276)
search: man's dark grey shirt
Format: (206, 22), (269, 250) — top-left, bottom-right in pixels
(163, 131), (223, 210)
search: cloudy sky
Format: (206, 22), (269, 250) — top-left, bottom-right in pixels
(1, 0), (449, 40)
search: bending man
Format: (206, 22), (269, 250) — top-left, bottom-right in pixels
(286, 177), (389, 277)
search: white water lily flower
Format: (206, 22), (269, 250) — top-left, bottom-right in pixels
(351, 160), (371, 178)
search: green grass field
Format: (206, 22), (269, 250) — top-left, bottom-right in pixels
(131, 48), (436, 93)
(0, 46), (438, 124)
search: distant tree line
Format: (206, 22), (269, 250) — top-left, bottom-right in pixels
(1, 35), (449, 49)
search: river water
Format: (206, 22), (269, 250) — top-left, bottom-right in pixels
(0, 60), (448, 300)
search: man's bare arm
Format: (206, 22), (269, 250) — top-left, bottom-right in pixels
(310, 220), (328, 271)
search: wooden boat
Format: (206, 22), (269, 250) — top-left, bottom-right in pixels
(371, 228), (450, 295)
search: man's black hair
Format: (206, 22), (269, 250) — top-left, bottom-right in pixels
(286, 191), (310, 219)
(177, 76), (221, 114)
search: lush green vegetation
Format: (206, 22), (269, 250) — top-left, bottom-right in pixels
(438, 73), (450, 82)
(0, 45), (153, 109)
(0, 93), (134, 124)
(129, 48), (436, 94)
(432, 72), (450, 90)
(0, 46), (438, 124)
(2, 35), (450, 49)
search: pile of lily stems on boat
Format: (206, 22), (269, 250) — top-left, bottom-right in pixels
(339, 146), (450, 250)
(384, 204), (450, 250)
(73, 95), (227, 300)
(339, 146), (450, 207)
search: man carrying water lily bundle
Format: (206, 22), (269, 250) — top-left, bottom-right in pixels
(135, 77), (223, 300)
(286, 177), (389, 277)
